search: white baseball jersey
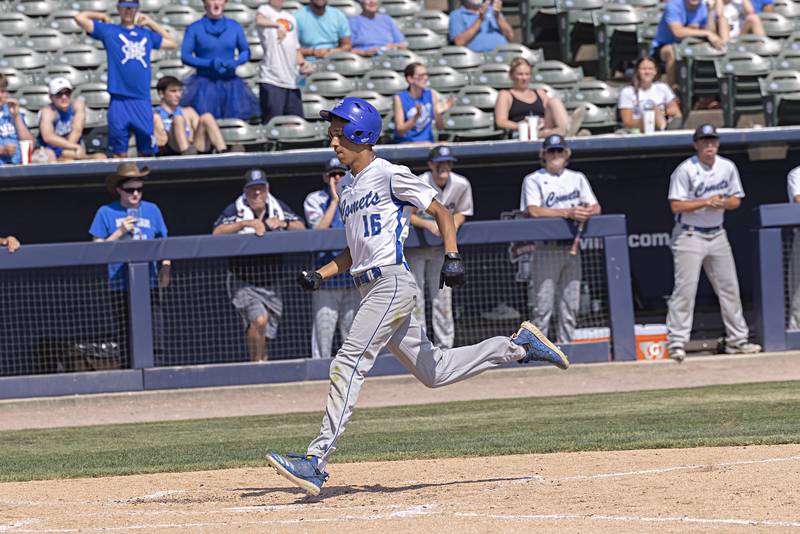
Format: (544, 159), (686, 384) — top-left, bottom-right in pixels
(787, 166), (800, 202)
(337, 157), (437, 274)
(668, 155), (745, 227)
(519, 168), (598, 211)
(415, 170), (474, 221)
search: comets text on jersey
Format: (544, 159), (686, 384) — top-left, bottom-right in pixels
(339, 190), (381, 221)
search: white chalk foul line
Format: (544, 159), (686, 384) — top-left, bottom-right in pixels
(454, 512), (800, 528)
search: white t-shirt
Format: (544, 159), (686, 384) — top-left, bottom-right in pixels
(617, 82), (677, 120)
(668, 155), (745, 227)
(519, 168), (598, 211)
(787, 166), (800, 202)
(337, 158), (438, 274)
(714, 0), (745, 39)
(257, 4), (300, 89)
(415, 170), (474, 220)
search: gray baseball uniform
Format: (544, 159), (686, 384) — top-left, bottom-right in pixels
(406, 170), (474, 349)
(520, 167), (598, 342)
(666, 155), (749, 349)
(306, 158), (526, 468)
(786, 166), (800, 330)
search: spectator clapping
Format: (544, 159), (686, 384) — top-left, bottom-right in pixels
(0, 73), (34, 166)
(349, 0), (407, 57)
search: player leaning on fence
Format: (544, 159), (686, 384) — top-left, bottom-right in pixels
(520, 134), (601, 343)
(666, 124), (761, 362)
(265, 97), (570, 496)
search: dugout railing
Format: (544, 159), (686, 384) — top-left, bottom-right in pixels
(0, 215), (634, 400)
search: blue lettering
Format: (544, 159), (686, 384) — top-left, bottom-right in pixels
(695, 180), (728, 197)
(340, 191), (382, 221)
(544, 190), (581, 208)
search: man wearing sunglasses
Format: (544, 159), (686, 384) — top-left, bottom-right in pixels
(38, 78), (106, 162)
(520, 134), (601, 343)
(303, 157), (360, 359)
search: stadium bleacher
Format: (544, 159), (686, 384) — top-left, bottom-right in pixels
(2, 0), (800, 154)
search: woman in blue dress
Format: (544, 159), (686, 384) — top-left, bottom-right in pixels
(392, 62), (452, 144)
(180, 0), (260, 120)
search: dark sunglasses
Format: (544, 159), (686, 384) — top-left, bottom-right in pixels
(546, 148), (566, 153)
(328, 171), (345, 178)
(55, 90), (72, 97)
(120, 186), (143, 194)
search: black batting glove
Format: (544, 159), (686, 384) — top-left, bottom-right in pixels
(298, 270), (323, 291)
(439, 252), (465, 288)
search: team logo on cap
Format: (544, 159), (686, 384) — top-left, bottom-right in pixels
(439, 147), (450, 156)
(548, 135), (560, 144)
(703, 125), (714, 134)
(250, 170), (265, 180)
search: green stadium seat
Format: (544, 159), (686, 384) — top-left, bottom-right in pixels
(17, 85), (52, 112)
(305, 71), (357, 98)
(329, 0), (361, 17)
(379, 0), (421, 20)
(775, 48), (800, 70)
(564, 101), (616, 133)
(235, 61), (257, 80)
(245, 31), (263, 62)
(441, 105), (505, 141)
(566, 79), (619, 109)
(759, 11), (795, 39)
(55, 44), (105, 69)
(774, 0), (800, 18)
(370, 48), (424, 72)
(555, 0), (604, 63)
(359, 69), (407, 95)
(282, 0), (303, 12)
(223, 3), (254, 25)
(404, 27), (446, 52)
(301, 92), (332, 121)
(137, 0), (170, 12)
(154, 58), (194, 81)
(531, 60), (583, 90)
(714, 51), (771, 126)
(46, 10), (83, 34)
(636, 9), (662, 58)
(83, 106), (106, 128)
(676, 37), (725, 117)
(318, 51), (372, 77)
(485, 43), (543, 66)
(729, 34), (782, 57)
(760, 70), (800, 126)
(469, 62), (511, 89)
(407, 10), (449, 35)
(157, 5), (201, 30)
(427, 65), (469, 94)
(15, 0), (59, 18)
(16, 28), (72, 53)
(454, 85), (499, 111)
(33, 64), (90, 87)
(0, 13), (36, 36)
(0, 47), (47, 71)
(348, 90), (392, 115)
(610, 0), (658, 7)
(217, 118), (264, 148)
(63, 0), (113, 10)
(593, 4), (643, 80)
(380, 112), (396, 143)
(75, 82), (111, 109)
(83, 125), (109, 153)
(523, 0), (558, 47)
(429, 46), (483, 71)
(262, 115), (328, 150)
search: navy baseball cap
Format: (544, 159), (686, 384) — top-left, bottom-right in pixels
(693, 123), (719, 141)
(542, 134), (567, 151)
(325, 157), (347, 174)
(118, 1), (140, 7)
(429, 145), (457, 163)
(243, 168), (269, 188)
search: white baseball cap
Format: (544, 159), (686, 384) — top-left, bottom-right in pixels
(48, 77), (73, 96)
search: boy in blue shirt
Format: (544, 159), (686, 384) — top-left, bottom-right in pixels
(0, 73), (35, 166)
(449, 0), (513, 53)
(75, 2), (177, 158)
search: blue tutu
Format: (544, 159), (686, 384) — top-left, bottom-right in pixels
(180, 74), (260, 121)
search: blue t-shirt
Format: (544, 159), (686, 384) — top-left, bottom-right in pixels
(155, 105), (191, 138)
(348, 14), (405, 51)
(0, 103), (27, 165)
(295, 5), (350, 57)
(37, 103), (77, 158)
(90, 21), (162, 100)
(650, 0), (709, 52)
(448, 5), (508, 53)
(395, 88), (434, 143)
(89, 200), (168, 289)
(750, 0), (773, 11)
(181, 16), (250, 80)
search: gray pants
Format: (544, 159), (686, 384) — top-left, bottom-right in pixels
(666, 226), (749, 348)
(306, 265), (525, 467)
(789, 229), (800, 331)
(406, 246), (454, 349)
(527, 243), (581, 343)
(311, 287), (360, 359)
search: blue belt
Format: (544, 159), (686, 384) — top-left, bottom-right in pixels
(352, 267), (383, 287)
(681, 223), (723, 234)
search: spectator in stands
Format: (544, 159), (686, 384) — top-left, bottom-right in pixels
(37, 78), (106, 162)
(303, 158), (360, 359)
(256, 0), (314, 124)
(90, 163), (171, 290)
(407, 146), (473, 349)
(709, 0), (766, 43)
(296, 0), (352, 60)
(494, 58), (570, 139)
(649, 0), (723, 89)
(520, 134), (601, 343)
(618, 56), (683, 132)
(213, 169), (305, 362)
(154, 76), (228, 156)
(449, 0), (513, 53)
(393, 62), (453, 143)
(0, 73), (34, 166)
(181, 0), (260, 121)
(0, 235), (20, 253)
(751, 0), (773, 12)
(76, 2), (177, 158)
(349, 0), (407, 57)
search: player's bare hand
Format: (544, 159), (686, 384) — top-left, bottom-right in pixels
(0, 144), (16, 157)
(570, 206), (592, 222)
(276, 25), (287, 41)
(266, 217), (285, 231)
(6, 99), (20, 117)
(328, 178), (340, 201)
(158, 263), (171, 289)
(249, 219), (267, 236)
(428, 220), (441, 236)
(299, 61), (314, 75)
(121, 216), (137, 233)
(4, 236), (20, 253)
(707, 195), (725, 209)
(478, 0), (490, 19)
(492, 0), (502, 14)
(707, 32), (724, 49)
(136, 13), (153, 27)
(412, 103), (424, 120)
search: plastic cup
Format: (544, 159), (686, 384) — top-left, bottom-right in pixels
(526, 116), (540, 140)
(517, 121), (530, 142)
(643, 110), (656, 135)
(19, 140), (32, 165)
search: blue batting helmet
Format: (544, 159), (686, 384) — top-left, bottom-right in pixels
(320, 97), (382, 145)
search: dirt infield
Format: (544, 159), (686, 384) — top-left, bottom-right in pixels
(2, 445), (799, 533)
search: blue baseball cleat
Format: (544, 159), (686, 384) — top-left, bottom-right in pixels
(512, 321), (570, 369)
(266, 452), (329, 496)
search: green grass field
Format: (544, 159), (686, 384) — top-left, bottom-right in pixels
(2, 380), (800, 483)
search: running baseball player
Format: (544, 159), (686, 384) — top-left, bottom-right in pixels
(666, 124), (761, 362)
(407, 145), (474, 349)
(520, 134), (600, 343)
(266, 97), (569, 495)
(303, 158), (361, 359)
(785, 166), (800, 329)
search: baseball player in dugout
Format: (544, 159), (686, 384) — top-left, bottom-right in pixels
(521, 134), (601, 343)
(666, 124), (761, 363)
(407, 145), (474, 349)
(785, 165), (800, 330)
(267, 97), (569, 495)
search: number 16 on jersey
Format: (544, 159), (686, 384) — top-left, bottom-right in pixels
(363, 214), (381, 237)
